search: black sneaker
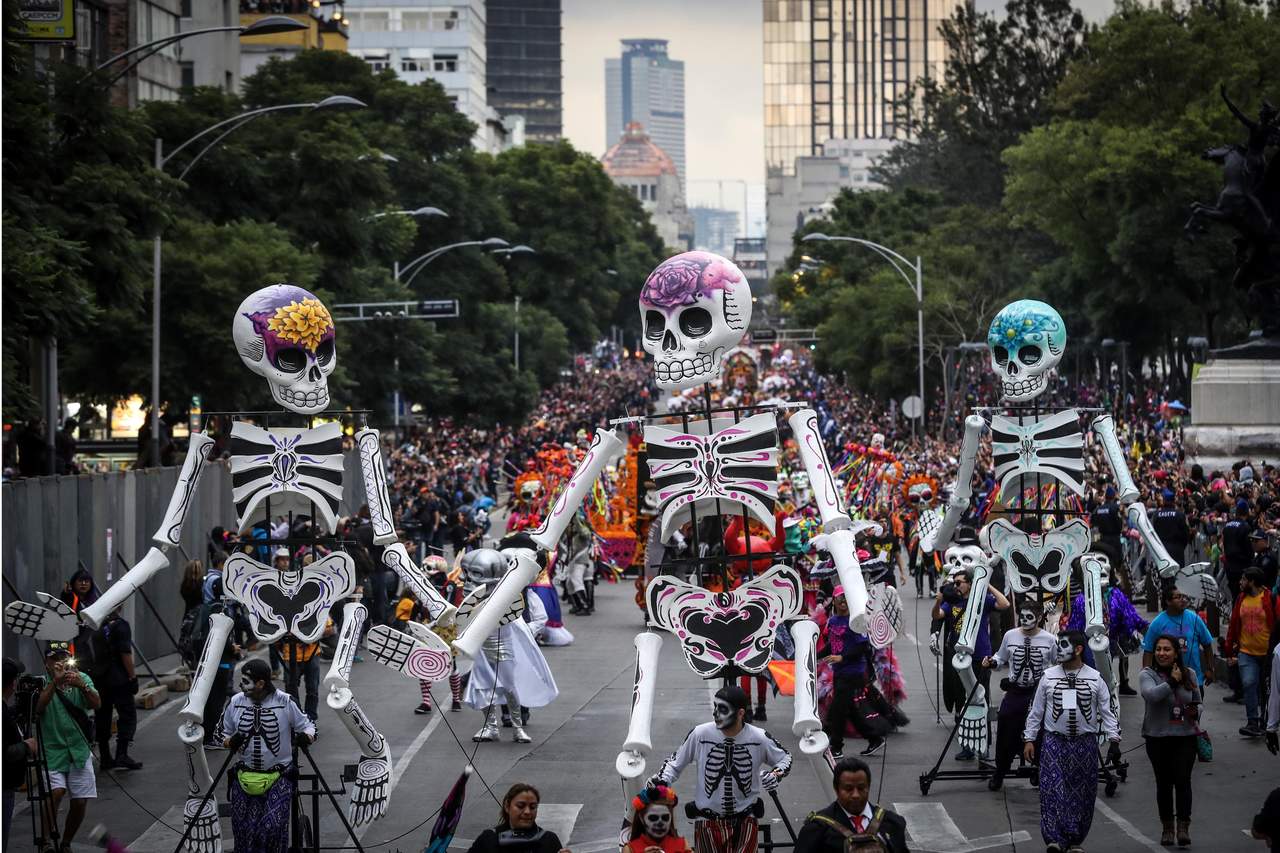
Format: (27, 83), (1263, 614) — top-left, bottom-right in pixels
(754, 705), (767, 722)
(1240, 722), (1264, 738)
(115, 754), (143, 771)
(987, 773), (1004, 791)
(1119, 684), (1138, 696)
(860, 738), (885, 756)
(450, 699), (462, 712)
(415, 702), (433, 715)
(203, 740), (226, 751)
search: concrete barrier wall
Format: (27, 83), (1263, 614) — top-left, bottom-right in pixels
(2, 449), (368, 673)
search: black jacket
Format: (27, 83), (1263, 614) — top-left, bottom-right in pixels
(466, 826), (563, 853)
(795, 802), (909, 853)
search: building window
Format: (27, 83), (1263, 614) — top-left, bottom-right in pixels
(402, 11), (431, 31)
(180, 61), (195, 89)
(433, 54), (458, 72)
(352, 11), (389, 31)
(365, 54), (391, 72)
(401, 58), (427, 73)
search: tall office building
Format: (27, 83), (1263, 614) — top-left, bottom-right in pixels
(605, 39), (685, 194)
(485, 0), (562, 142)
(764, 0), (950, 172)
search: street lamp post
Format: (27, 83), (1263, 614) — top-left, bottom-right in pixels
(491, 245), (537, 370)
(396, 237), (509, 287)
(802, 232), (926, 437)
(148, 95), (365, 466)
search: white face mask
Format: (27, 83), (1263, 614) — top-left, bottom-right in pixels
(712, 699), (737, 730)
(642, 805), (672, 839)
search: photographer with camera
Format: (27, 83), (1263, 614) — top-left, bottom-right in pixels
(36, 644), (101, 850)
(4, 658), (37, 852)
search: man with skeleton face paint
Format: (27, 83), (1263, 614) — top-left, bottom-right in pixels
(649, 686), (792, 853)
(221, 658), (315, 853)
(982, 599), (1057, 790)
(627, 784), (691, 853)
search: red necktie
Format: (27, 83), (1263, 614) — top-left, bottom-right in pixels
(854, 816), (866, 833)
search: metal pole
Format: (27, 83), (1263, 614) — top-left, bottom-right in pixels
(151, 137), (163, 469)
(514, 295), (521, 371)
(393, 259), (399, 282)
(45, 338), (58, 475)
(393, 356), (401, 435)
(916, 257), (925, 438)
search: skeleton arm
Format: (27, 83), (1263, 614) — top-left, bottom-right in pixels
(950, 560), (991, 756)
(333, 694), (392, 828)
(616, 632), (663, 778)
(789, 619), (829, 754)
(789, 409), (869, 629)
(323, 603), (366, 704)
(1126, 503), (1180, 577)
(1090, 415), (1139, 505)
(934, 415), (985, 551)
(1080, 553), (1116, 696)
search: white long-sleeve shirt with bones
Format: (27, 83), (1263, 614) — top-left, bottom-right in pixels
(1023, 664), (1120, 741)
(990, 628), (1058, 688)
(655, 722), (792, 816)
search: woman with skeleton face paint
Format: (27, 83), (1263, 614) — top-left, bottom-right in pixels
(221, 658), (315, 853)
(627, 785), (691, 853)
(982, 600), (1058, 790)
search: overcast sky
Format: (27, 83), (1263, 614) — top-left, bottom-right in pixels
(561, 0), (1115, 209)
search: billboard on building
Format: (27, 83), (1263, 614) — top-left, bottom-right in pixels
(17, 0), (75, 42)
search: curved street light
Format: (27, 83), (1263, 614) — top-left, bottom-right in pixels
(397, 238), (509, 287)
(369, 206), (449, 221)
(86, 15), (309, 88)
(802, 232), (926, 437)
(147, 95), (367, 466)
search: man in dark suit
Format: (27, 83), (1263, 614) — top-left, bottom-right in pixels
(796, 756), (909, 853)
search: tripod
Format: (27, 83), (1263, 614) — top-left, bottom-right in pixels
(17, 688), (64, 853)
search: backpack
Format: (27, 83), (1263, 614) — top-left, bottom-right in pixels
(805, 808), (890, 853)
(179, 603), (216, 667)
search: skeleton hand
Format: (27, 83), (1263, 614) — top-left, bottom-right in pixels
(366, 623), (451, 682)
(760, 767), (782, 792)
(3, 592), (79, 641)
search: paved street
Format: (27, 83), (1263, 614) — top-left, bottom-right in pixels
(9, 586), (1274, 853)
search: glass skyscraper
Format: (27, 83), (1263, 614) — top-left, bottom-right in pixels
(764, 0), (952, 176)
(605, 39), (686, 195)
(486, 0), (563, 142)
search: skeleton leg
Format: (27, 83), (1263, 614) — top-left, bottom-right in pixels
(381, 544), (457, 626)
(952, 557), (991, 757)
(1090, 415), (1139, 506)
(528, 427), (622, 551)
(789, 620), (829, 755)
(787, 409), (849, 529)
(1126, 502), (1180, 576)
(813, 529), (869, 632)
(81, 547), (170, 629)
(1080, 554), (1107, 642)
(178, 724), (221, 853)
(332, 694), (392, 827)
(323, 603), (367, 704)
(179, 613), (235, 735)
(617, 633), (663, 777)
(355, 428), (398, 545)
(952, 560), (991, 657)
(154, 433), (216, 547)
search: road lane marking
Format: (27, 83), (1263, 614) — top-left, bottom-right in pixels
(1095, 800), (1167, 853)
(894, 802), (1031, 852)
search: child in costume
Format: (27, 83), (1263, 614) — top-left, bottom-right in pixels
(627, 785), (691, 853)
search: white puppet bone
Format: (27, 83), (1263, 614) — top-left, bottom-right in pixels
(355, 428), (398, 545)
(951, 556), (991, 657)
(616, 632), (663, 778)
(811, 529), (868, 632)
(1090, 415), (1140, 506)
(1126, 502), (1180, 577)
(324, 602), (367, 705)
(333, 693), (392, 827)
(1080, 553), (1108, 641)
(787, 408), (849, 530)
(366, 622), (451, 682)
(789, 619), (829, 755)
(153, 432), (216, 548)
(80, 547), (170, 630)
(178, 724), (222, 853)
(178, 612), (235, 728)
(932, 415), (986, 553)
(381, 543), (457, 627)
(529, 427), (623, 551)
(452, 552), (540, 659)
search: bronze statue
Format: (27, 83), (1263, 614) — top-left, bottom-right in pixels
(1186, 85), (1280, 342)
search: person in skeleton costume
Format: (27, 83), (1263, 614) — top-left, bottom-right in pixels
(1064, 543), (1147, 695)
(627, 784), (691, 853)
(983, 601), (1058, 790)
(458, 544), (558, 744)
(649, 686), (792, 853)
(5, 284), (460, 847)
(221, 659), (315, 853)
(1023, 631), (1121, 853)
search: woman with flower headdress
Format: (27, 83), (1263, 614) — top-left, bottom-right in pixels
(627, 785), (691, 853)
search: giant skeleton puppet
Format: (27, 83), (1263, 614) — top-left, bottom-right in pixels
(451, 251), (886, 815)
(4, 285), (458, 852)
(936, 299), (1206, 758)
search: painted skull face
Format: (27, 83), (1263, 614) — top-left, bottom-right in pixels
(712, 698), (737, 730)
(1090, 552), (1111, 587)
(1017, 603), (1041, 628)
(642, 805), (673, 839)
(1056, 635), (1077, 662)
(233, 284), (337, 414)
(640, 251), (752, 390)
(986, 299), (1066, 402)
(906, 481), (935, 507)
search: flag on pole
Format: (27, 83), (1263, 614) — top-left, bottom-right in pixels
(424, 766), (472, 853)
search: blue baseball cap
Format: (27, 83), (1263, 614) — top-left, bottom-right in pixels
(1161, 488), (1174, 501)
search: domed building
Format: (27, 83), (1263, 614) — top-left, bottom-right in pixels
(601, 122), (692, 250)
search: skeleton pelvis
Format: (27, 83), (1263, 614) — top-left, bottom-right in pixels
(224, 551), (355, 643)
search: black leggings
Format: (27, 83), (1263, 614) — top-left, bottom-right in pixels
(823, 675), (892, 752)
(1145, 735), (1197, 821)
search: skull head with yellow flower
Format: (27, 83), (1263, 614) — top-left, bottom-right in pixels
(233, 285), (337, 414)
